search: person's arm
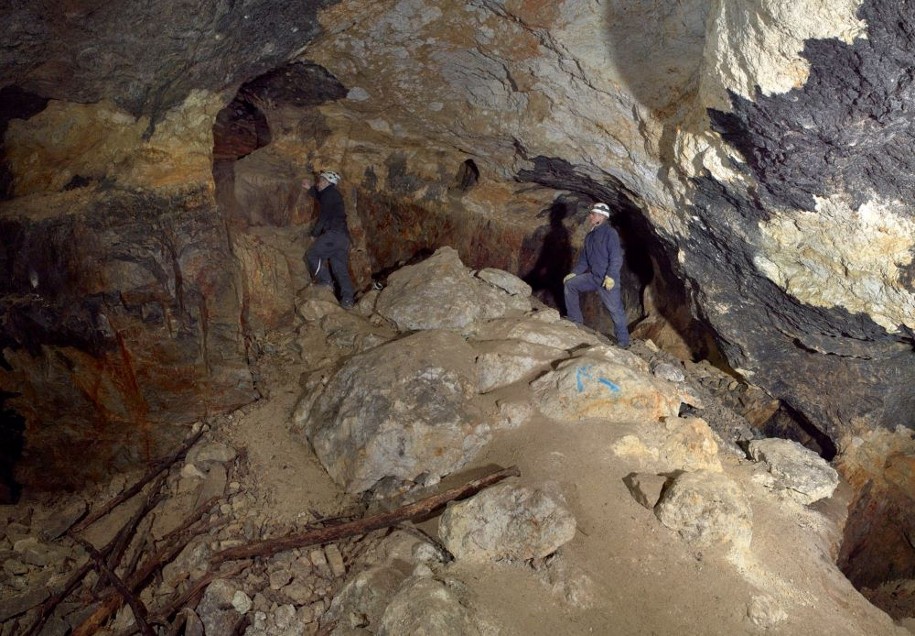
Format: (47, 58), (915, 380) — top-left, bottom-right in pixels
(604, 227), (623, 279)
(571, 247), (588, 275)
(301, 178), (318, 197)
(302, 180), (326, 236)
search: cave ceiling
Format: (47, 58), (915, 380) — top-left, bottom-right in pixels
(0, 0), (913, 486)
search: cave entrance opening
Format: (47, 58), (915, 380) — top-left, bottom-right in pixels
(211, 93), (272, 225)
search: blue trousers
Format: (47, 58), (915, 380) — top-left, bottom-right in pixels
(564, 273), (630, 347)
(306, 231), (354, 304)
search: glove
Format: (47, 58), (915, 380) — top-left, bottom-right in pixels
(602, 276), (615, 290)
(563, 273), (576, 284)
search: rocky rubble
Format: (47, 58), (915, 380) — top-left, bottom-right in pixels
(1, 249), (911, 635)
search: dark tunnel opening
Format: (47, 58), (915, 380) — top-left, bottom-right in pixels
(0, 389), (25, 505)
(762, 402), (838, 461)
(212, 61), (349, 230)
(516, 156), (722, 364)
(453, 159), (480, 192)
(0, 86), (51, 201)
(212, 94), (273, 227)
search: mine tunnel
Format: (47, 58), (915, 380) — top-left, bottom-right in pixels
(0, 0), (914, 634)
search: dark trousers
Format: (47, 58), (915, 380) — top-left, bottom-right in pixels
(564, 273), (630, 347)
(306, 231), (354, 303)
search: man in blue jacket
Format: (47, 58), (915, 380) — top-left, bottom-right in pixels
(302, 170), (355, 309)
(563, 202), (630, 348)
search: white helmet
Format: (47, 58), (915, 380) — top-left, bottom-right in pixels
(319, 171), (341, 185)
(590, 202), (610, 217)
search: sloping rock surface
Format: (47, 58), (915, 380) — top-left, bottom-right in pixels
(296, 329), (488, 493)
(532, 347), (681, 423)
(375, 247), (530, 332)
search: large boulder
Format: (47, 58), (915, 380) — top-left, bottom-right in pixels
(749, 438), (839, 505)
(531, 346), (681, 423)
(375, 247), (530, 332)
(295, 330), (489, 493)
(470, 338), (568, 393)
(467, 314), (604, 351)
(438, 482), (577, 563)
(654, 470), (753, 552)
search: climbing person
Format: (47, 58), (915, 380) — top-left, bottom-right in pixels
(302, 170), (355, 309)
(563, 202), (630, 348)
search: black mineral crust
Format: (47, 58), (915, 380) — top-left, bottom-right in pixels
(709, 0), (915, 216)
(686, 0), (915, 440)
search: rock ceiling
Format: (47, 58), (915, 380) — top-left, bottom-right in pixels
(0, 0), (913, 487)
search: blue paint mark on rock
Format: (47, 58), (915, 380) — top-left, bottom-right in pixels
(598, 377), (621, 393)
(575, 364), (621, 395)
(575, 365), (593, 393)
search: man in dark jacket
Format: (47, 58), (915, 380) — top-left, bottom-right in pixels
(303, 170), (355, 308)
(563, 202), (630, 348)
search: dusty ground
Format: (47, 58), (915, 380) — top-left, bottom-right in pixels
(213, 319), (908, 636)
(2, 291), (910, 635)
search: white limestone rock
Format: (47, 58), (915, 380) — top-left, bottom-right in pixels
(654, 470), (753, 552)
(468, 316), (603, 351)
(659, 416), (723, 473)
(754, 194), (915, 334)
(375, 247), (530, 332)
(701, 0), (866, 107)
(300, 330), (490, 493)
(748, 438), (839, 505)
(532, 349), (681, 424)
(438, 482), (576, 563)
(187, 440), (237, 465)
(475, 267), (532, 297)
(471, 338), (568, 393)
(378, 576), (489, 636)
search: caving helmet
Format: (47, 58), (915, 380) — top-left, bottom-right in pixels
(590, 202), (611, 217)
(319, 171), (341, 185)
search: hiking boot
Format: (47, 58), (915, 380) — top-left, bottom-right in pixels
(340, 298), (355, 310)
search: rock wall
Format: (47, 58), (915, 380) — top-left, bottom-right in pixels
(0, 185), (255, 489)
(0, 92), (259, 489)
(675, 0), (915, 441)
(1, 0), (913, 492)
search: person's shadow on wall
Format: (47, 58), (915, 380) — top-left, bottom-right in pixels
(523, 198), (574, 315)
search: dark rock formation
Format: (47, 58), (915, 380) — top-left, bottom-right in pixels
(0, 185), (255, 489)
(695, 0), (915, 440)
(0, 0), (338, 124)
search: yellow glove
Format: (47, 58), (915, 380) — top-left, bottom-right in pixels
(602, 276), (615, 290)
(563, 273), (576, 284)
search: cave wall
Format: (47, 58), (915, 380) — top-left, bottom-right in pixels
(0, 0), (337, 124)
(0, 185), (255, 489)
(0, 87), (258, 489)
(673, 0), (915, 440)
(0, 0), (913, 492)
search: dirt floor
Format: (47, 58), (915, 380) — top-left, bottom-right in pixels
(213, 321), (909, 636)
(2, 297), (911, 635)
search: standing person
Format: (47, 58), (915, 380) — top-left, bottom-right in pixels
(563, 202), (630, 348)
(302, 170), (355, 309)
